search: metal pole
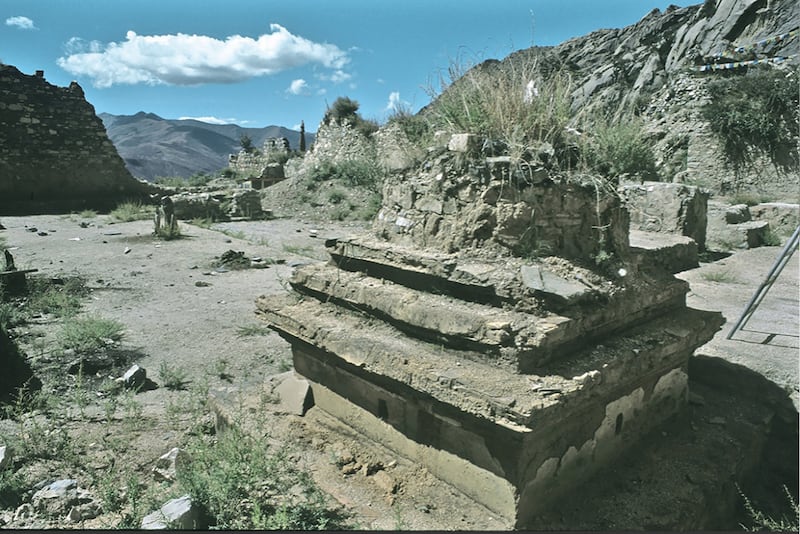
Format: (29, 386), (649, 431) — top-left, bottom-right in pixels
(726, 224), (800, 340)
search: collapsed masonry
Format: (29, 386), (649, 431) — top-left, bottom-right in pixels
(257, 134), (723, 527)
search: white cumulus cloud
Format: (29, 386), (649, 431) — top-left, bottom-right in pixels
(56, 24), (350, 88)
(178, 116), (239, 125)
(385, 91), (410, 112)
(6, 16), (36, 30)
(287, 78), (308, 95)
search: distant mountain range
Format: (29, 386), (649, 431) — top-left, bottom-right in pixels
(99, 112), (314, 181)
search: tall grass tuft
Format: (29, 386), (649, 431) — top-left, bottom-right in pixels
(111, 201), (155, 222)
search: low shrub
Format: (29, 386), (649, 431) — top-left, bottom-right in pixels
(178, 426), (349, 530)
(702, 67), (799, 177)
(59, 315), (125, 354)
(111, 201), (155, 222)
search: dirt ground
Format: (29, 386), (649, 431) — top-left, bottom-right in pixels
(1, 213), (797, 530)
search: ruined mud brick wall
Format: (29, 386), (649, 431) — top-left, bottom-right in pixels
(0, 65), (148, 213)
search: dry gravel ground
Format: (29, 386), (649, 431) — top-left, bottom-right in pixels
(0, 213), (797, 530)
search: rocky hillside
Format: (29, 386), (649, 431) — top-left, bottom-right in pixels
(422, 0), (798, 197)
(100, 112), (314, 181)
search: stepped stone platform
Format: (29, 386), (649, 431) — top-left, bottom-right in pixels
(257, 139), (723, 527)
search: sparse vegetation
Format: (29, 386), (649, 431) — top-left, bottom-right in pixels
(323, 96), (379, 138)
(581, 113), (658, 181)
(178, 425), (349, 530)
(702, 67), (799, 183)
(111, 200), (155, 222)
(308, 157), (384, 189)
(158, 361), (189, 391)
(58, 314), (125, 354)
(22, 275), (88, 319)
(154, 173), (215, 188)
(739, 485), (799, 532)
(155, 219), (183, 240)
(700, 269), (739, 283)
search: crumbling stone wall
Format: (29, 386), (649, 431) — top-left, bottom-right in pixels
(229, 137), (291, 179)
(0, 65), (148, 213)
(374, 135), (630, 263)
(622, 181), (708, 250)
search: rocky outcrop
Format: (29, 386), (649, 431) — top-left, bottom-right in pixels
(478, 0), (799, 194)
(0, 65), (150, 214)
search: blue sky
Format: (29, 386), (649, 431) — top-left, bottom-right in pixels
(2, 1), (689, 131)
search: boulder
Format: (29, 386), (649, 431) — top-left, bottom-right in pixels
(152, 447), (188, 482)
(750, 203), (799, 238)
(118, 364), (146, 390)
(31, 479), (96, 517)
(0, 445), (11, 470)
(141, 495), (202, 530)
(621, 182), (708, 251)
(724, 204), (751, 224)
(448, 134), (481, 154)
(272, 371), (314, 416)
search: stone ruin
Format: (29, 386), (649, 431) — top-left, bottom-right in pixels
(257, 134), (723, 527)
(169, 189), (264, 221)
(228, 137), (291, 190)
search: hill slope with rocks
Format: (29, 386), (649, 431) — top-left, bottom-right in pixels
(420, 0), (798, 198)
(100, 112), (314, 181)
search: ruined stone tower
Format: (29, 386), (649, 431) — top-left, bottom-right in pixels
(257, 134), (723, 527)
(0, 65), (148, 214)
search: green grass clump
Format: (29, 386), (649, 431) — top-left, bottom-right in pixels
(158, 361), (188, 391)
(25, 275), (88, 318)
(235, 324), (271, 338)
(702, 67), (799, 177)
(700, 269), (739, 284)
(308, 157), (384, 189)
(155, 220), (183, 240)
(111, 201), (155, 222)
(178, 426), (349, 530)
(59, 315), (125, 354)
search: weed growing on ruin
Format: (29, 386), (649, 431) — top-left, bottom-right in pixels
(309, 157), (384, 190)
(155, 220), (182, 240)
(58, 315), (125, 354)
(178, 425), (349, 530)
(702, 67), (799, 180)
(739, 484), (799, 532)
(111, 200), (155, 222)
(762, 229), (783, 247)
(700, 269), (739, 284)
(158, 361), (188, 391)
(424, 52), (572, 164)
(236, 324), (271, 337)
(579, 113), (657, 181)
